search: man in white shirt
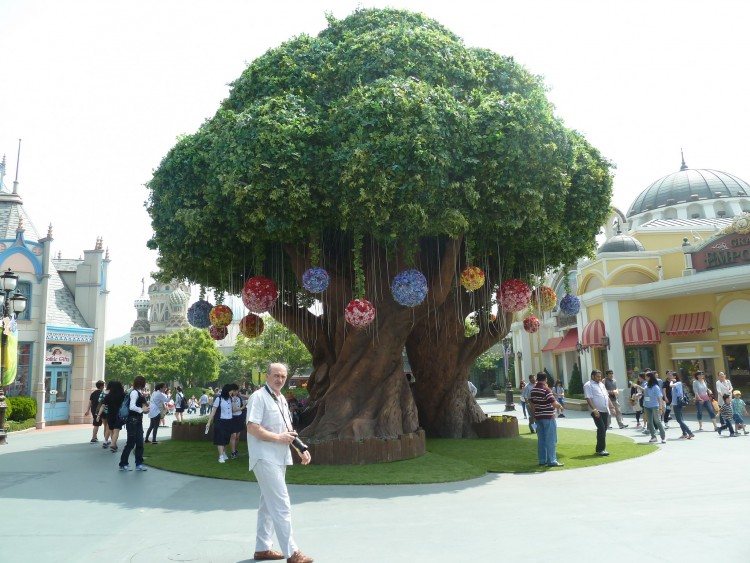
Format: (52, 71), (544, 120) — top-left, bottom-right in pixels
(246, 363), (313, 563)
(583, 370), (616, 456)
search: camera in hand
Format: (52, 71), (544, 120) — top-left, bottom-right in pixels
(292, 437), (308, 453)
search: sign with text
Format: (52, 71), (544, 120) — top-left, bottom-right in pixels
(692, 233), (750, 272)
(45, 345), (72, 366)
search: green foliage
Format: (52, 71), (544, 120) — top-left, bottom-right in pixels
(464, 316), (480, 338)
(6, 396), (36, 421)
(219, 318), (312, 385)
(105, 345), (144, 383)
(141, 328), (223, 386)
(474, 349), (501, 372)
(7, 417), (36, 432)
(568, 362), (583, 395)
(147, 7), (612, 292)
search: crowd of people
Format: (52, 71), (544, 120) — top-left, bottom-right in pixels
(527, 367), (749, 467)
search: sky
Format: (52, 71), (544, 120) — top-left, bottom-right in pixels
(1, 0), (749, 340)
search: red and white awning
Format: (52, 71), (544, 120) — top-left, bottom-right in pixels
(665, 312), (711, 336)
(622, 316), (661, 345)
(542, 337), (563, 352)
(581, 319), (606, 347)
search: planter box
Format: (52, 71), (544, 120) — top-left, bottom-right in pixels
(473, 416), (519, 438)
(562, 398), (590, 411)
(171, 421), (247, 442)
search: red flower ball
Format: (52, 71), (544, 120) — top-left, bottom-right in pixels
(209, 304), (233, 328)
(523, 315), (541, 333)
(209, 325), (228, 341)
(242, 276), (278, 313)
(345, 298), (375, 328)
(239, 313), (264, 338)
(497, 279), (532, 312)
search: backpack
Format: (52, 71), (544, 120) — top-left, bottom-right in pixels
(118, 391), (132, 421)
(179, 393), (187, 409)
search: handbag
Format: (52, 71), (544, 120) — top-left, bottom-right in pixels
(679, 393), (690, 407)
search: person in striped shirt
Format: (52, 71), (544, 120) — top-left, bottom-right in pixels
(530, 372), (565, 467)
(717, 394), (736, 437)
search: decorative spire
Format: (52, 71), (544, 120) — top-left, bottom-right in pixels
(13, 139), (21, 194)
(95, 236), (103, 250)
(141, 277), (146, 296)
(680, 148), (688, 171)
(47, 223), (53, 238)
(16, 215), (24, 232)
(57, 250), (62, 259)
(105, 247), (110, 260)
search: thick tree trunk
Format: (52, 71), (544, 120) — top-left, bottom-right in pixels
(301, 320), (418, 440)
(407, 292), (509, 438)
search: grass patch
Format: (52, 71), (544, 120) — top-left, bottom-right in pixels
(7, 418), (36, 432)
(143, 427), (655, 485)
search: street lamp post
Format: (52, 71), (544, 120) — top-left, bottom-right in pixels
(503, 338), (515, 411)
(0, 267), (29, 445)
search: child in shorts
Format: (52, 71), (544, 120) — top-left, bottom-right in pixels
(731, 390), (749, 435)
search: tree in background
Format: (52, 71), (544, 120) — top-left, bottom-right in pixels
(147, 9), (612, 440)
(141, 328), (223, 387)
(568, 362), (584, 396)
(105, 344), (144, 383)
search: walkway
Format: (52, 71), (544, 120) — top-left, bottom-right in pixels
(1, 400), (746, 562)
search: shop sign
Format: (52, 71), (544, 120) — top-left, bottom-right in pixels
(46, 345), (72, 366)
(692, 233), (750, 272)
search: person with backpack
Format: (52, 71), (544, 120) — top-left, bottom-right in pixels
(228, 383), (246, 460)
(205, 384), (235, 463)
(174, 386), (186, 422)
(119, 375), (150, 471)
(85, 380), (105, 443)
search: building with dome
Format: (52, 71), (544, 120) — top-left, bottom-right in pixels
(0, 153), (109, 427)
(129, 280), (191, 349)
(512, 156), (750, 401)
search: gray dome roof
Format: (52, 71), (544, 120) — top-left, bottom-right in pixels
(597, 233), (645, 254)
(627, 164), (750, 218)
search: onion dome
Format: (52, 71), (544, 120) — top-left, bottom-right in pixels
(597, 227), (645, 254)
(169, 287), (188, 306)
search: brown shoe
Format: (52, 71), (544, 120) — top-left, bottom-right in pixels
(287, 551), (314, 563)
(254, 550), (285, 561)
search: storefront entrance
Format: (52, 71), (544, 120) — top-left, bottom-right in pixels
(44, 366), (71, 422)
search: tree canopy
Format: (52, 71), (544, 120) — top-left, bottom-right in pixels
(141, 328), (223, 386)
(105, 344), (144, 383)
(146, 8), (612, 442)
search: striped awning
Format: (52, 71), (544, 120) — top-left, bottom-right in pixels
(665, 311), (711, 336)
(622, 316), (661, 345)
(581, 319), (606, 347)
(542, 337), (563, 352)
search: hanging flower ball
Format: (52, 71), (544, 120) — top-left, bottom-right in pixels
(239, 313), (265, 338)
(209, 325), (228, 341)
(209, 304), (233, 328)
(460, 266), (485, 291)
(559, 294), (581, 316)
(534, 285), (557, 312)
(391, 269), (428, 307)
(302, 267), (329, 293)
(187, 299), (213, 329)
(523, 315), (541, 333)
(242, 276), (278, 313)
(345, 298), (376, 328)
(497, 279), (532, 312)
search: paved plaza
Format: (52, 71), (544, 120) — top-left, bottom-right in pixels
(2, 399), (747, 562)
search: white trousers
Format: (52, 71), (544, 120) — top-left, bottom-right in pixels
(253, 459), (297, 557)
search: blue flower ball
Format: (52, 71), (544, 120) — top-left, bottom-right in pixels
(302, 267), (329, 293)
(187, 299), (213, 328)
(391, 269), (428, 307)
(559, 294), (581, 316)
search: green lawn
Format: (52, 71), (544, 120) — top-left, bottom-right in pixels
(143, 427), (656, 485)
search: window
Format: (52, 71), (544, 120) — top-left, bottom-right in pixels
(624, 346), (656, 381)
(6, 343), (32, 397)
(16, 281), (31, 321)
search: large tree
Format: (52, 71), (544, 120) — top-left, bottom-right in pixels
(141, 328), (223, 386)
(147, 9), (612, 441)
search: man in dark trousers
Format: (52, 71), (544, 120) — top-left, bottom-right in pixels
(584, 370), (617, 456)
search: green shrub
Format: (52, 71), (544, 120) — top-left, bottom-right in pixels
(568, 363), (584, 396)
(7, 396), (36, 422)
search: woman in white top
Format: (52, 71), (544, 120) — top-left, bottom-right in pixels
(205, 384), (235, 463)
(716, 372), (733, 404)
(692, 371), (717, 431)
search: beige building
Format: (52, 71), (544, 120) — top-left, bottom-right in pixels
(513, 158), (750, 399)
